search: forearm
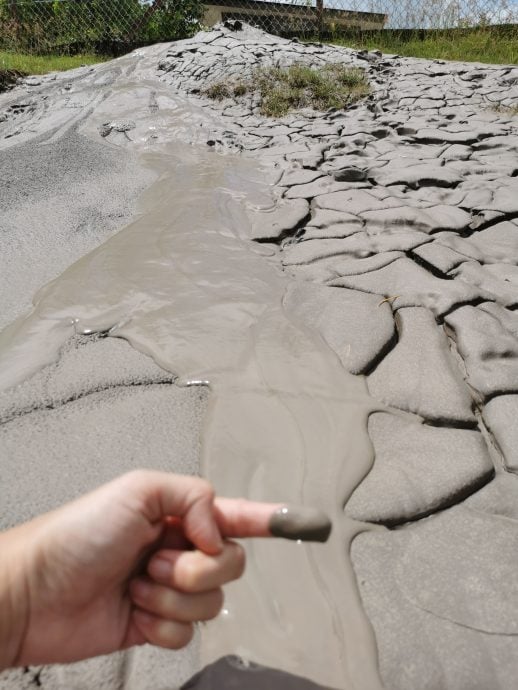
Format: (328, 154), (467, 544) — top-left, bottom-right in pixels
(0, 526), (31, 672)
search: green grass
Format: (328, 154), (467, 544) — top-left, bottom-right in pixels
(203, 63), (370, 117)
(492, 104), (518, 116)
(329, 29), (518, 65)
(0, 51), (107, 76)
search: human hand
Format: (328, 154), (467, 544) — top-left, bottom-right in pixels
(0, 470), (330, 671)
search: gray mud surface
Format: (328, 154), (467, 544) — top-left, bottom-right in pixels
(1, 21), (518, 690)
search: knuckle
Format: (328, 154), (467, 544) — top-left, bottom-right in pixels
(178, 557), (204, 592)
(192, 478), (215, 503)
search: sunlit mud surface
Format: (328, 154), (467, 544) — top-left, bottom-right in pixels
(0, 127), (383, 687)
(4, 20), (518, 690)
(0, 44), (385, 685)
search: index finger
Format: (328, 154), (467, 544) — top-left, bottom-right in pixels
(213, 498), (332, 543)
(121, 470), (223, 555)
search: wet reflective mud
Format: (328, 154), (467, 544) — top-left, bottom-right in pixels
(0, 119), (382, 689)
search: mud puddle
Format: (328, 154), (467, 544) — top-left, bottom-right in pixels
(0, 134), (382, 688)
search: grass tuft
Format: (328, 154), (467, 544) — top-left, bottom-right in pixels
(233, 83), (247, 97)
(492, 104), (518, 117)
(328, 29), (518, 65)
(0, 51), (106, 76)
(203, 62), (370, 117)
(204, 82), (231, 100)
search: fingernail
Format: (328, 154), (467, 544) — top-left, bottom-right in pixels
(148, 557), (171, 581)
(269, 505), (332, 543)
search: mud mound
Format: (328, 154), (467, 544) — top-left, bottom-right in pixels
(2, 22), (518, 690)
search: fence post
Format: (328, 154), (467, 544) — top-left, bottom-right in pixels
(316, 0), (323, 41)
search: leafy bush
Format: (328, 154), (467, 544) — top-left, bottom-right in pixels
(141, 0), (202, 43)
(0, 0), (203, 54)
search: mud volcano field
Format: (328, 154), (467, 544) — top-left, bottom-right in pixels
(2, 21), (518, 690)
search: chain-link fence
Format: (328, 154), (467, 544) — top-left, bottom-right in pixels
(1, 0), (518, 57)
(0, 0), (204, 53)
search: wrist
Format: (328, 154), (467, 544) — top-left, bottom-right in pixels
(0, 525), (31, 671)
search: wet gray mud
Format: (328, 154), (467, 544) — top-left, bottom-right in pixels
(0, 130), (380, 690)
(3, 20), (518, 690)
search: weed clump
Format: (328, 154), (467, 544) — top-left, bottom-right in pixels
(492, 103), (518, 117)
(204, 82), (232, 100)
(232, 83), (248, 97)
(203, 62), (370, 117)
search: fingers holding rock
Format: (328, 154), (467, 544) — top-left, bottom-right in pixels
(148, 540), (246, 593)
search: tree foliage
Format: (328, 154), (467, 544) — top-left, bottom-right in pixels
(0, 0), (203, 53)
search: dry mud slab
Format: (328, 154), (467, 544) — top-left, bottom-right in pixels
(1, 21), (518, 690)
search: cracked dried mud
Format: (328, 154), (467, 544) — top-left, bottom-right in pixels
(1, 21), (518, 690)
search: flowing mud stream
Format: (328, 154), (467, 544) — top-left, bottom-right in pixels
(0, 102), (382, 687)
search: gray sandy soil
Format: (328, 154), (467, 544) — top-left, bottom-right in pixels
(2, 21), (518, 690)
(0, 117), (156, 329)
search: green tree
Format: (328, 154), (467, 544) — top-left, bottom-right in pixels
(140, 0), (203, 42)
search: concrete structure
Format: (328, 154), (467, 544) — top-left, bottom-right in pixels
(203, 1), (387, 34)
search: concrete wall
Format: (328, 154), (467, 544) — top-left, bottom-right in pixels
(202, 4), (386, 30)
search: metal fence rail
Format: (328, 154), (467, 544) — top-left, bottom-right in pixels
(1, 0), (517, 55)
